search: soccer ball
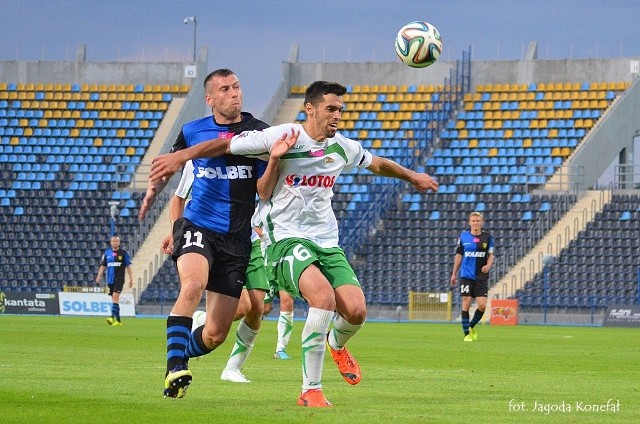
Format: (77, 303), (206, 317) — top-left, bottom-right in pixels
(192, 310), (206, 331)
(395, 21), (442, 68)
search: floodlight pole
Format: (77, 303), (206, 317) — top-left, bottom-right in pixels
(184, 15), (198, 62)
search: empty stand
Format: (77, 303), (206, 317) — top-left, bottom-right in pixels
(0, 82), (187, 293)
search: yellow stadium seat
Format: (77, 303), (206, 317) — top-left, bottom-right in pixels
(459, 129), (468, 138)
(125, 147), (136, 156)
(116, 129), (126, 138)
(358, 130), (368, 139)
(522, 139), (532, 148)
(487, 148), (498, 157)
(468, 139), (478, 148)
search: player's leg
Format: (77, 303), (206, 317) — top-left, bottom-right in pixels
(111, 286), (123, 324)
(106, 284), (116, 325)
(164, 252), (208, 398)
(221, 288), (265, 383)
(222, 239), (268, 382)
(266, 238), (333, 407)
(469, 281), (488, 340)
(297, 264), (335, 407)
(328, 256), (366, 386)
(198, 290), (240, 350)
(234, 288), (251, 321)
(460, 279), (473, 341)
(274, 290), (294, 359)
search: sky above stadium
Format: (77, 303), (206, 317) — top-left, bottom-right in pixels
(1, 0), (639, 118)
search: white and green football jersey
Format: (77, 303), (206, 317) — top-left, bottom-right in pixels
(230, 123), (373, 248)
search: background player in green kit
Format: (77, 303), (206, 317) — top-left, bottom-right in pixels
(148, 80), (439, 407)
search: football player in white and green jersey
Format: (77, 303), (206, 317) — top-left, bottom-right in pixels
(148, 80), (439, 407)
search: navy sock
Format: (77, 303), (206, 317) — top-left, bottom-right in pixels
(461, 310), (470, 335)
(112, 303), (120, 321)
(166, 316), (192, 375)
(184, 325), (213, 360)
(470, 309), (484, 328)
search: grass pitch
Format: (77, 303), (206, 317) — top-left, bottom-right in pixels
(1, 315), (638, 423)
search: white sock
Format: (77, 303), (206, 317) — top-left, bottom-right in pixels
(301, 307), (334, 391)
(224, 319), (259, 371)
(328, 314), (364, 350)
(276, 311), (294, 352)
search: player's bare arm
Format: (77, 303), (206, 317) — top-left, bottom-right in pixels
(451, 254), (462, 286)
(256, 130), (300, 199)
(149, 137), (232, 182)
(138, 177), (170, 220)
(366, 155), (439, 192)
(160, 195), (186, 254)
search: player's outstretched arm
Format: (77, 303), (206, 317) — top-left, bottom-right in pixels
(366, 155), (439, 193)
(149, 138), (232, 182)
(138, 178), (170, 220)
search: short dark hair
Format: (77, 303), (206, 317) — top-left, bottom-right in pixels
(304, 81), (347, 107)
(204, 68), (236, 90)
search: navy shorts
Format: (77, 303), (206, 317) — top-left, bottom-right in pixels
(172, 218), (251, 298)
(459, 278), (489, 298)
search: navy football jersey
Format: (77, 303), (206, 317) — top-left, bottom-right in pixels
(455, 230), (494, 281)
(100, 248), (132, 285)
(171, 112), (268, 239)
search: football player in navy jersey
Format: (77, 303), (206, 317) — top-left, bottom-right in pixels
(95, 235), (133, 326)
(139, 69), (295, 398)
(450, 211), (495, 341)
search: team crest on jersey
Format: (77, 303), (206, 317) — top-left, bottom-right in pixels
(324, 156), (335, 164)
(118, 256), (123, 260)
(482, 243), (487, 250)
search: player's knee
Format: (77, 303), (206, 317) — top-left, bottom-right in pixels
(201, 326), (227, 349)
(340, 305), (367, 325)
(248, 301), (264, 317)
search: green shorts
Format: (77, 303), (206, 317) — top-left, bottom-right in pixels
(265, 237), (360, 300)
(245, 240), (270, 292)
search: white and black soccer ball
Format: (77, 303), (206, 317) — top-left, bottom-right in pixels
(192, 310), (206, 331)
(395, 21), (443, 68)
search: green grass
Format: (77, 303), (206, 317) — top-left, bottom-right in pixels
(1, 315), (638, 423)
